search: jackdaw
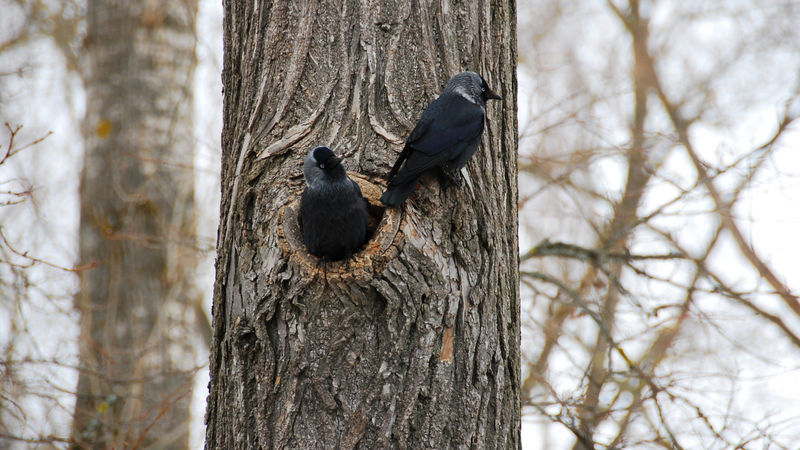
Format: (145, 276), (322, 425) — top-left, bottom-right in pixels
(300, 146), (369, 262)
(380, 71), (501, 206)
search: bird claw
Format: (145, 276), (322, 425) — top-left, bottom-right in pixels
(444, 169), (464, 188)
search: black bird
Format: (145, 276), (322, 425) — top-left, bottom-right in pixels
(300, 146), (369, 262)
(380, 71), (502, 206)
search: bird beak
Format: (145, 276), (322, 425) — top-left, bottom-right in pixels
(327, 156), (342, 168)
(486, 88), (502, 101)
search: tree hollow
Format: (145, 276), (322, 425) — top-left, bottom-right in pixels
(280, 172), (403, 282)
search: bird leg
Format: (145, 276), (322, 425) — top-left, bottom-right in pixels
(316, 256), (329, 280)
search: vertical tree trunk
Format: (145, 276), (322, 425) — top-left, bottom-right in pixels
(73, 1), (199, 448)
(206, 1), (519, 448)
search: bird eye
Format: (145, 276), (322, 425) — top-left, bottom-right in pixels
(319, 163), (325, 169)
(481, 87), (486, 92)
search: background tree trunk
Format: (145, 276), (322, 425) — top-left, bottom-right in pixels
(73, 1), (199, 448)
(206, 1), (519, 448)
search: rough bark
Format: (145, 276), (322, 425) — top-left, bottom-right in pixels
(206, 1), (519, 448)
(73, 1), (199, 448)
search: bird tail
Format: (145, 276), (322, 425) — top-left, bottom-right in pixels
(380, 178), (418, 206)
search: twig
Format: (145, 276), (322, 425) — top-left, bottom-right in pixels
(0, 227), (100, 272)
(2, 123), (53, 166)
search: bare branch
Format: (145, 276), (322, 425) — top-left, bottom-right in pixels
(645, 35), (800, 318)
(522, 240), (686, 264)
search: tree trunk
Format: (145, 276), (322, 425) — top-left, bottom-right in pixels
(206, 1), (519, 448)
(73, 1), (199, 448)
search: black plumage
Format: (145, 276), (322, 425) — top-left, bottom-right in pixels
(380, 71), (502, 206)
(300, 146), (369, 261)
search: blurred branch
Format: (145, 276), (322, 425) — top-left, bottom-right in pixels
(130, 377), (194, 450)
(0, 9), (32, 54)
(709, 271), (800, 349)
(522, 240), (686, 264)
(194, 297), (212, 349)
(641, 28), (800, 318)
(608, 0), (800, 351)
(522, 271), (617, 350)
(520, 0), (800, 448)
(0, 1), (84, 72)
(0, 433), (72, 445)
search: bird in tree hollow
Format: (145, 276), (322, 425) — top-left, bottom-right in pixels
(380, 71), (502, 207)
(300, 146), (369, 262)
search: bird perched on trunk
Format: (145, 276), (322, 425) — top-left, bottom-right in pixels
(300, 146), (369, 262)
(380, 71), (502, 206)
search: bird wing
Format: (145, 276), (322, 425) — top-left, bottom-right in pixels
(386, 144), (414, 181)
(386, 108), (437, 180)
(390, 97), (485, 185)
